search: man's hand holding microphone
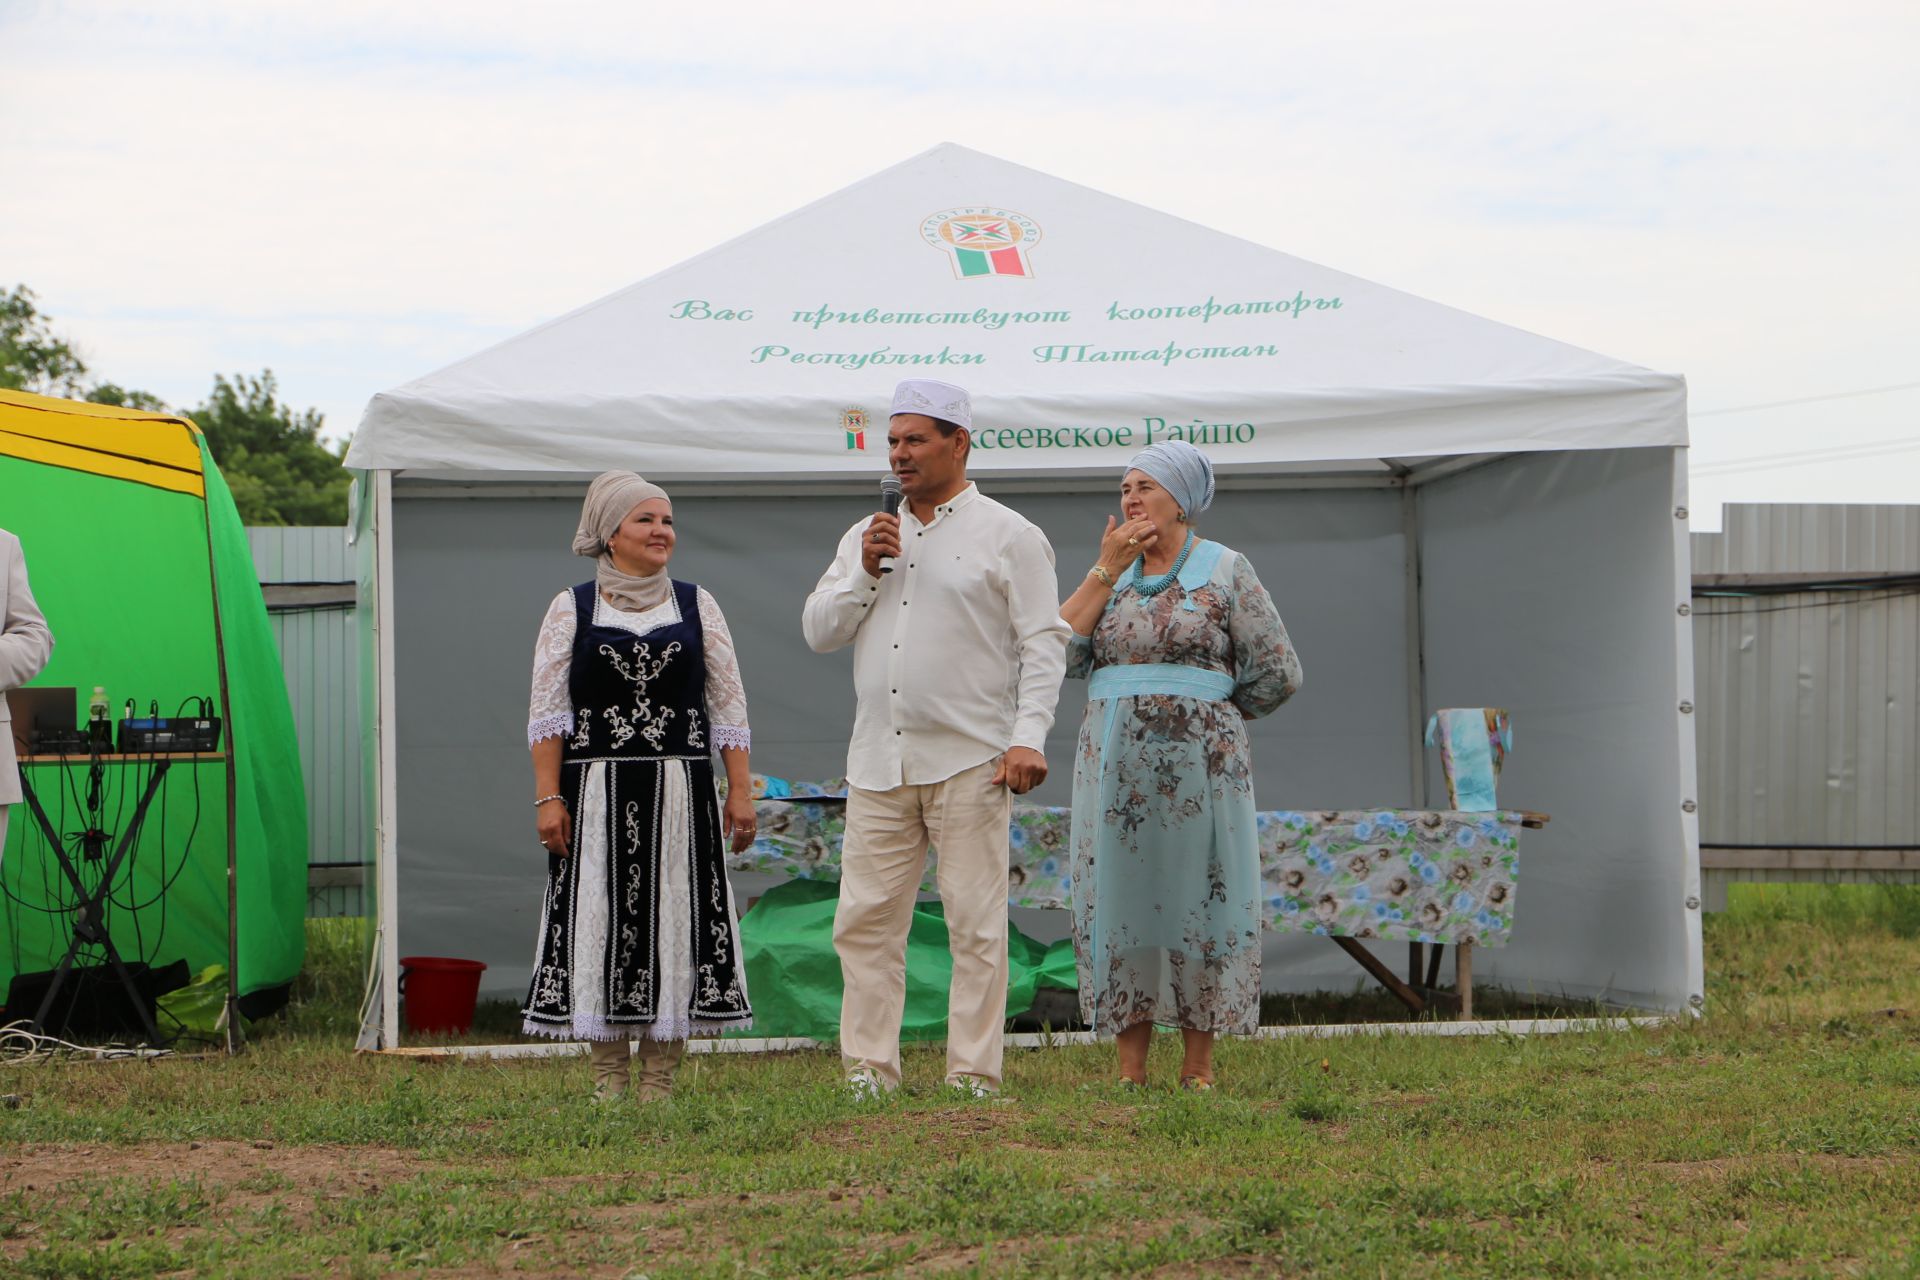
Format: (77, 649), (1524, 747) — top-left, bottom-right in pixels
(861, 474), (904, 579)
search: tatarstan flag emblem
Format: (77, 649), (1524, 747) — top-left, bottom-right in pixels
(840, 407), (869, 450)
(922, 206), (1042, 279)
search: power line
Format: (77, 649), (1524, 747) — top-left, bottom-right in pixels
(1692, 584), (1920, 616)
(1692, 380), (1920, 417)
(1691, 435), (1920, 477)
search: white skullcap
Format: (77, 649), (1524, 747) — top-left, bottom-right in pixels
(889, 379), (972, 431)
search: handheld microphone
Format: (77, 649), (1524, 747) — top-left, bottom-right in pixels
(878, 474), (903, 574)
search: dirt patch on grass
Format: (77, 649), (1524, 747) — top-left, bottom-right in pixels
(899, 1242), (989, 1274)
(412, 1263), (637, 1280)
(1149, 1256), (1292, 1278)
(0, 1138), (421, 1194)
(813, 1103), (1043, 1150)
(887, 1215), (1213, 1277)
(1646, 1153), (1906, 1180)
(0, 1141), (428, 1264)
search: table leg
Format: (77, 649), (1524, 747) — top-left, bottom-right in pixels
(1407, 942), (1424, 988)
(1332, 937), (1426, 1014)
(1456, 940), (1474, 1020)
(1425, 943), (1444, 990)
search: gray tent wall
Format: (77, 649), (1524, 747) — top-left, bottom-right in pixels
(1417, 448), (1701, 1007)
(354, 445), (1701, 1046)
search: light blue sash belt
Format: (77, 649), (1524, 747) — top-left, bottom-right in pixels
(1089, 663), (1236, 702)
(1089, 663), (1238, 751)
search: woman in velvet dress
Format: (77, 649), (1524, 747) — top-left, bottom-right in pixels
(1058, 442), (1302, 1091)
(524, 471), (756, 1100)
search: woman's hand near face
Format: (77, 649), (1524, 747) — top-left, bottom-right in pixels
(1060, 514), (1160, 637)
(1098, 515), (1159, 575)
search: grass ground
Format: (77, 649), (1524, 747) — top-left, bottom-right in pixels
(2, 884), (1916, 1278)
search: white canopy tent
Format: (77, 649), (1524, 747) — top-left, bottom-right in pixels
(346, 143), (1700, 1049)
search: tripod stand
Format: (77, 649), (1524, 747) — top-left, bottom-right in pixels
(11, 753), (220, 1045)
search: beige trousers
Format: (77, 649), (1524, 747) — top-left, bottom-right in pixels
(833, 757), (1012, 1090)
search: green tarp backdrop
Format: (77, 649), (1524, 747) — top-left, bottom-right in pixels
(0, 390), (307, 1014)
(738, 878), (1078, 1041)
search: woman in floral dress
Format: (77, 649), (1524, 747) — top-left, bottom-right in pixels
(524, 471), (756, 1100)
(1058, 442), (1302, 1090)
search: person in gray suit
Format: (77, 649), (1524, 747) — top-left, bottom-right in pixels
(1, 527), (55, 855)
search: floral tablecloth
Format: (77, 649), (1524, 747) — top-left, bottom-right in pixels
(740, 777), (1520, 947)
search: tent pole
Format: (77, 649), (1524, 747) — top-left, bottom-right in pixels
(196, 434), (243, 1054)
(1399, 479), (1433, 996)
(1401, 482), (1430, 809)
(1670, 446), (1706, 1016)
(373, 469), (402, 1049)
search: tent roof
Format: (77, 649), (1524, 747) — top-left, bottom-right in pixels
(0, 388), (206, 497)
(347, 143), (1686, 478)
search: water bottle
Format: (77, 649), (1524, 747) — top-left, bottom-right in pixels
(88, 685), (111, 747)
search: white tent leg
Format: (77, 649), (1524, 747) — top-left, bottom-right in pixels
(1671, 448), (1706, 1016)
(374, 469), (402, 1048)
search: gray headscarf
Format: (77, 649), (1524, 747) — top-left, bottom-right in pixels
(572, 470), (673, 612)
(1127, 441), (1215, 520)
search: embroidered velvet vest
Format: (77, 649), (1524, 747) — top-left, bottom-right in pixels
(562, 579), (710, 761)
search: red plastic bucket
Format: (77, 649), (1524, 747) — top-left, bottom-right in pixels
(398, 956), (487, 1035)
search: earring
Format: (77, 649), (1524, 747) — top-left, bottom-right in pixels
(1176, 509), (1187, 523)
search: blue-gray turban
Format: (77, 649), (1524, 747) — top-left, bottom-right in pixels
(1127, 441), (1215, 518)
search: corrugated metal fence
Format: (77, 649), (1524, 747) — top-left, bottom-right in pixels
(1691, 504), (1920, 907)
(245, 527), (365, 917)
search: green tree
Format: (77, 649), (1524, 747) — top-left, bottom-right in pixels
(2, 283), (169, 411)
(0, 284), (89, 395)
(188, 371), (350, 525)
(84, 382), (172, 412)
(2, 284), (348, 526)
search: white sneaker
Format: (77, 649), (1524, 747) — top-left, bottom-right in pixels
(844, 1069), (885, 1101)
(944, 1074), (996, 1099)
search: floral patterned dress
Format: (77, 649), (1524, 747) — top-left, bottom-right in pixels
(1067, 538), (1302, 1036)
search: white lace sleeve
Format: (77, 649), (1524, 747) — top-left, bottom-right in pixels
(698, 587), (751, 751)
(528, 590), (576, 747)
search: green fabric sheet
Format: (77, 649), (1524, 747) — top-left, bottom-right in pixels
(735, 877), (1077, 1041)
(0, 432), (307, 1003)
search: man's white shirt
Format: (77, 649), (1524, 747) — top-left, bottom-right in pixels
(803, 483), (1069, 792)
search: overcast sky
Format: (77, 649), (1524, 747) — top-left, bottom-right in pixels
(3, 1), (1914, 528)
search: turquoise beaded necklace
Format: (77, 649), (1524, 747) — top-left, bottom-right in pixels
(1129, 530), (1196, 597)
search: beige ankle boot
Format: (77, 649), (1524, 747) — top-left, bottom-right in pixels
(589, 1039), (632, 1100)
(633, 1038), (686, 1101)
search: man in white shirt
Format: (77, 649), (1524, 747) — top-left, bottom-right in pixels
(1, 527), (56, 856)
(803, 379), (1068, 1097)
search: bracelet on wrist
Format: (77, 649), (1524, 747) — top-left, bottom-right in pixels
(533, 794), (565, 808)
(1088, 565), (1115, 588)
